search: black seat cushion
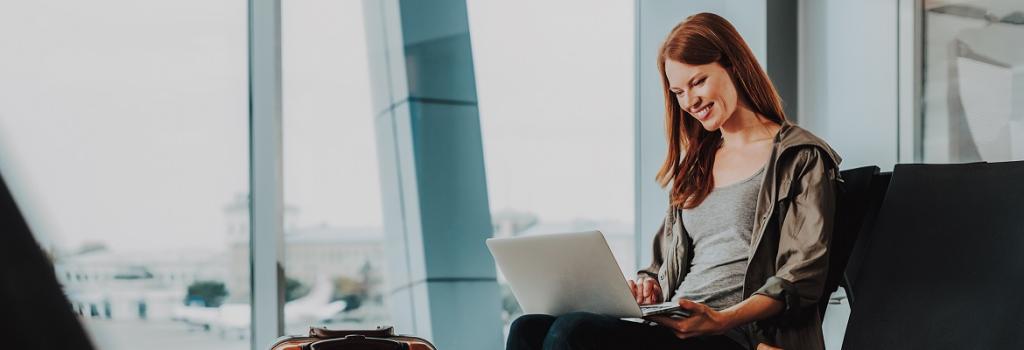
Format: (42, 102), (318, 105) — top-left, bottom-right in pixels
(842, 161), (1024, 349)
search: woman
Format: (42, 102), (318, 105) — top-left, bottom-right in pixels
(506, 12), (841, 350)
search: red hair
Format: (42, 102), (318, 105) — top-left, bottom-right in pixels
(655, 12), (787, 209)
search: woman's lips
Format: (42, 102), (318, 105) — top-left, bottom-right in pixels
(693, 102), (713, 120)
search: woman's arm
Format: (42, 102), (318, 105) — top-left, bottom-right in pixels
(752, 148), (836, 321)
(647, 294), (782, 339)
(650, 147), (838, 338)
(720, 294), (784, 330)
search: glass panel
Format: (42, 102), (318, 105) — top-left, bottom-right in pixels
(0, 1), (250, 349)
(466, 0), (635, 337)
(281, 0), (390, 335)
(922, 0), (1024, 162)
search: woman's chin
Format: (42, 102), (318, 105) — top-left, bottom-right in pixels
(697, 118), (721, 131)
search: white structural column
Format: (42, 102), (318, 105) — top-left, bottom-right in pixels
(363, 0), (503, 349)
(248, 0), (285, 349)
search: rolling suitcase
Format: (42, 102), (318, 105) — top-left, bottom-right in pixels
(270, 325), (437, 350)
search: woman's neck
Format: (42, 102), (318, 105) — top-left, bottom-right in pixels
(718, 104), (777, 149)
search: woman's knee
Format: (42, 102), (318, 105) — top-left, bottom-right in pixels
(546, 312), (611, 343)
(507, 314), (557, 350)
(510, 314), (556, 336)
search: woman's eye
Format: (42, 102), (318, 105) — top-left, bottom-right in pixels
(696, 77), (707, 86)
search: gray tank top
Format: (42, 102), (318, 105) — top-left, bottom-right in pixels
(674, 165), (765, 311)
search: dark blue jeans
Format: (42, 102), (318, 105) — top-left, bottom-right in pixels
(506, 312), (749, 350)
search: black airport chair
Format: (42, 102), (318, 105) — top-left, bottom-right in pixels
(819, 165), (881, 317)
(842, 161), (1024, 349)
(838, 170), (891, 307)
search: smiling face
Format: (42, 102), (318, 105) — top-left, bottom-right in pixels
(664, 59), (741, 131)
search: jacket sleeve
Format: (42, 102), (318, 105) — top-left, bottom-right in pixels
(753, 147), (836, 321)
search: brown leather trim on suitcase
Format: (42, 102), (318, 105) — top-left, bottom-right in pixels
(270, 326), (437, 350)
(391, 336), (436, 350)
(269, 336), (317, 350)
(309, 335), (405, 350)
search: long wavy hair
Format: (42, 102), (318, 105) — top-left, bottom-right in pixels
(656, 13), (787, 209)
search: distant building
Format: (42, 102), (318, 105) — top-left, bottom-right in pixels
(57, 195), (387, 322)
(221, 194), (385, 302)
(55, 249), (226, 320)
(221, 193), (301, 246)
(225, 224), (386, 303)
(491, 209), (539, 238)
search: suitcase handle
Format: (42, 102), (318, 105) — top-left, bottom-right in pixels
(310, 326), (396, 339)
(308, 335), (407, 350)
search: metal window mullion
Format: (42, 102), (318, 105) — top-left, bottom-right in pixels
(633, 0), (643, 274)
(248, 0), (284, 349)
(897, 0), (923, 163)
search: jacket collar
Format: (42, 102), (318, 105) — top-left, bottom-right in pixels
(772, 121), (843, 169)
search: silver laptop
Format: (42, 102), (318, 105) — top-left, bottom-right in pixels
(486, 230), (687, 318)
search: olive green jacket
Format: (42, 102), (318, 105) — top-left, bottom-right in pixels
(638, 122), (842, 350)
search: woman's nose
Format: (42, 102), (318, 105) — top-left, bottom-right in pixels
(685, 95), (702, 112)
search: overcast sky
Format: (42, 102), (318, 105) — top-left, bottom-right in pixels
(0, 0), (633, 253)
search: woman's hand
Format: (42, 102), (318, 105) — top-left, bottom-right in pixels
(627, 276), (662, 305)
(647, 299), (735, 339)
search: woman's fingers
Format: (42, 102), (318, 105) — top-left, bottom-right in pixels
(673, 330), (698, 340)
(676, 298), (702, 312)
(642, 278), (657, 303)
(631, 277), (664, 305)
(649, 316), (691, 339)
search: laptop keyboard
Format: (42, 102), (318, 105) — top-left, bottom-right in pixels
(640, 302), (678, 314)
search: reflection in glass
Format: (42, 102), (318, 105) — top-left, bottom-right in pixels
(923, 0), (1024, 162)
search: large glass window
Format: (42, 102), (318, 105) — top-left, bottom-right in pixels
(0, 1), (249, 350)
(281, 0), (390, 335)
(466, 0), (635, 334)
(922, 0), (1024, 162)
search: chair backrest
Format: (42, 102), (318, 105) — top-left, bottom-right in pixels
(818, 165), (879, 316)
(842, 161), (1024, 349)
(840, 171), (891, 305)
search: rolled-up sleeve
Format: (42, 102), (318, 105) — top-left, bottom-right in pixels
(753, 148), (836, 320)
